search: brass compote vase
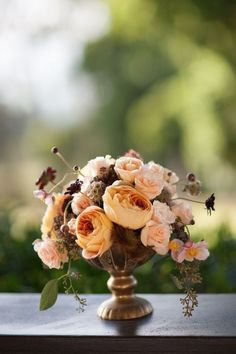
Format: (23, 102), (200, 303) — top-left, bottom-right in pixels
(85, 227), (155, 320)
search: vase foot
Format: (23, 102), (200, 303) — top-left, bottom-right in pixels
(97, 296), (153, 320)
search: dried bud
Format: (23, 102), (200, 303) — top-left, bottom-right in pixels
(87, 180), (106, 204)
(186, 173), (196, 182)
(60, 224), (69, 234)
(124, 149), (143, 160)
(184, 180), (201, 196)
(51, 146), (59, 154)
(65, 179), (83, 195)
(205, 193), (215, 215)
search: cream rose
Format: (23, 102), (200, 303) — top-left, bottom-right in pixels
(147, 161), (165, 178)
(141, 220), (171, 255)
(152, 200), (176, 224)
(72, 193), (94, 215)
(76, 206), (113, 259)
(114, 156), (143, 183)
(171, 201), (194, 225)
(82, 155), (115, 178)
(135, 165), (165, 199)
(33, 238), (68, 269)
(103, 185), (152, 229)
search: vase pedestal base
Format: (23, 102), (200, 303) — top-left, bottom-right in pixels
(97, 295), (153, 320)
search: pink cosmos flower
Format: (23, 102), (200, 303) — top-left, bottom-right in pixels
(168, 239), (184, 261)
(169, 239), (209, 263)
(33, 189), (54, 206)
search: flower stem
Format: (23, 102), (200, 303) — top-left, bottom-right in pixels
(171, 197), (204, 205)
(63, 200), (72, 225)
(48, 172), (76, 194)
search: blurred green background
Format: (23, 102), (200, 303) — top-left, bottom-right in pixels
(0, 0), (236, 295)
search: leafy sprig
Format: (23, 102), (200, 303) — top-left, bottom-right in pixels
(40, 260), (86, 312)
(171, 260), (202, 317)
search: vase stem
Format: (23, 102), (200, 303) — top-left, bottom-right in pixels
(97, 271), (153, 320)
(108, 271), (137, 299)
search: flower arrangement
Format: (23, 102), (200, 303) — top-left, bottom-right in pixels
(33, 148), (215, 317)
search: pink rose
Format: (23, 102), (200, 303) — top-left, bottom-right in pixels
(114, 156), (143, 183)
(33, 238), (68, 269)
(72, 193), (94, 215)
(135, 165), (165, 200)
(171, 201), (194, 225)
(152, 200), (176, 224)
(141, 220), (171, 255)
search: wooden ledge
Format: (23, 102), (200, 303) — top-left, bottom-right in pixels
(0, 294), (235, 353)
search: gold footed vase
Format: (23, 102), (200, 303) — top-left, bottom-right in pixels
(85, 230), (155, 320)
(97, 270), (153, 320)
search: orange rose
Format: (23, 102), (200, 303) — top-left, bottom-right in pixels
(76, 206), (113, 259)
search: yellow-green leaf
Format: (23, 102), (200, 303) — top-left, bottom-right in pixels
(40, 279), (58, 311)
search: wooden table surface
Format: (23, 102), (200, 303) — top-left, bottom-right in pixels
(0, 293), (235, 353)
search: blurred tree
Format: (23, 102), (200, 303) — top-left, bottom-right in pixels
(79, 0), (236, 190)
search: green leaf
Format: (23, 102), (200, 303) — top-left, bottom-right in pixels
(40, 279), (58, 311)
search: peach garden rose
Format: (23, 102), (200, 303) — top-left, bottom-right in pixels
(103, 185), (153, 229)
(41, 193), (71, 240)
(75, 206), (113, 259)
